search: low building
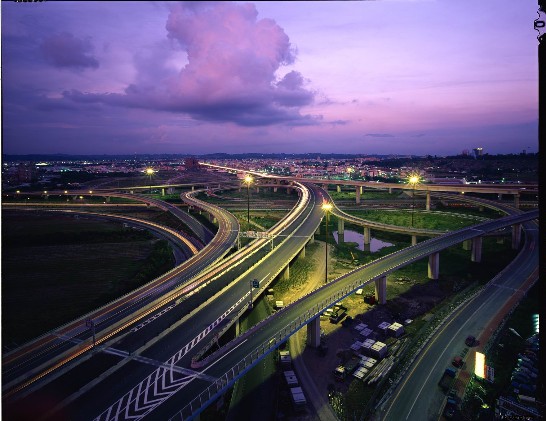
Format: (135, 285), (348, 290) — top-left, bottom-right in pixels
(388, 322), (405, 337)
(370, 341), (388, 359)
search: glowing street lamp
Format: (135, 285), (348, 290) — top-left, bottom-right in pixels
(146, 168), (155, 193)
(322, 202), (333, 283)
(408, 174), (420, 227)
(244, 174), (253, 230)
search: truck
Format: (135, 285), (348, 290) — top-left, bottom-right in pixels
(438, 367), (457, 392)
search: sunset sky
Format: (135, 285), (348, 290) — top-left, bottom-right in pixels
(1, 1), (539, 156)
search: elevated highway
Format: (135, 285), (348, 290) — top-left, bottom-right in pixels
(2, 190), (239, 399)
(2, 177), (538, 421)
(172, 208), (538, 421)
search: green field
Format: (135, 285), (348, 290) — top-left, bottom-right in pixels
(1, 211), (175, 348)
(342, 209), (492, 231)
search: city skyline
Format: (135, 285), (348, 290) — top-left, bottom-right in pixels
(1, 1), (539, 156)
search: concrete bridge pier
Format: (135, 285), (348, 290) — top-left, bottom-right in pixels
(411, 235), (417, 246)
(498, 193), (502, 200)
(389, 188), (392, 194)
(308, 235), (315, 245)
(192, 185), (195, 191)
(512, 224), (521, 249)
(355, 186), (361, 204)
(273, 187), (278, 193)
(337, 185), (341, 193)
(338, 219), (344, 235)
(374, 276), (387, 304)
(471, 237), (482, 262)
(514, 193), (520, 209)
(426, 191), (431, 211)
(161, 188), (165, 196)
(307, 318), (321, 348)
(298, 246), (306, 260)
(462, 240), (471, 250)
(106, 196), (111, 203)
(428, 252), (439, 280)
(282, 265), (290, 281)
(363, 227), (371, 250)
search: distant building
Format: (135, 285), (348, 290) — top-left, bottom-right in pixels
(17, 163), (37, 182)
(472, 147), (483, 159)
(184, 157), (201, 171)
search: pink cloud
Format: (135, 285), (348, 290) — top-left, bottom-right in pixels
(63, 2), (317, 127)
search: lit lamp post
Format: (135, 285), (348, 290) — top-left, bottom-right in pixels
(244, 174), (253, 231)
(408, 174), (420, 227)
(146, 168), (155, 194)
(322, 202), (333, 283)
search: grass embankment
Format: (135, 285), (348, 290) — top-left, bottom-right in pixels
(329, 190), (402, 201)
(2, 212), (175, 348)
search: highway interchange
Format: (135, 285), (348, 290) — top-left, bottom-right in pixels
(2, 173), (538, 421)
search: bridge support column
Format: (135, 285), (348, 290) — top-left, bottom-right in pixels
(274, 187), (278, 193)
(389, 187), (392, 194)
(256, 187), (260, 193)
(161, 188), (165, 196)
(471, 237), (482, 262)
(426, 191), (431, 211)
(355, 186), (361, 204)
(307, 318), (321, 348)
(363, 227), (371, 248)
(130, 190), (134, 194)
(299, 247), (306, 260)
(234, 318), (240, 337)
(511, 224), (521, 250)
(282, 265), (290, 280)
(287, 187), (291, 195)
(514, 193), (520, 209)
(315, 226), (321, 236)
(337, 185), (341, 193)
(498, 193), (502, 200)
(338, 219), (344, 235)
(428, 252), (439, 280)
(462, 240), (471, 250)
(192, 185), (195, 191)
(308, 236), (315, 245)
(411, 235), (417, 246)
(479, 206), (484, 212)
(374, 276), (387, 305)
(106, 196), (111, 203)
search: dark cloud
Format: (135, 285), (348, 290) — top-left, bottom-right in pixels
(41, 32), (99, 70)
(57, 2), (317, 127)
(364, 133), (395, 138)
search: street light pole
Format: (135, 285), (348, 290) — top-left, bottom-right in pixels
(244, 174), (253, 231)
(146, 168), (154, 194)
(408, 174), (419, 228)
(322, 202), (333, 283)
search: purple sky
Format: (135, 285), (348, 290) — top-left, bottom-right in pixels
(1, 1), (538, 156)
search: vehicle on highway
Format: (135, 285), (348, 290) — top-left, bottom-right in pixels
(452, 356), (463, 368)
(465, 335), (478, 347)
(438, 367), (457, 393)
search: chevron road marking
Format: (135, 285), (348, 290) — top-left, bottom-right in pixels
(94, 273), (269, 421)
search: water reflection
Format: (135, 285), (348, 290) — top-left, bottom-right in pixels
(333, 230), (393, 252)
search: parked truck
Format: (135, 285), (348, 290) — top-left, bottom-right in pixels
(438, 367), (457, 392)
